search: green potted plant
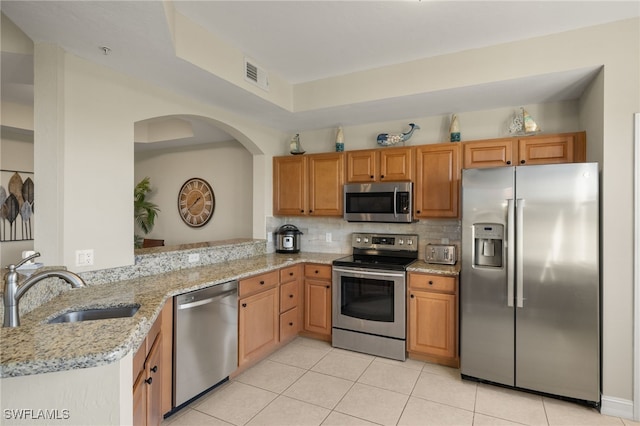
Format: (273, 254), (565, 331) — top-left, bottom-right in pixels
(134, 177), (160, 248)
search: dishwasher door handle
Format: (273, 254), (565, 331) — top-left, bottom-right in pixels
(177, 288), (237, 310)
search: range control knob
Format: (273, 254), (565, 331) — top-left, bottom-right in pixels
(408, 239), (414, 245)
(398, 239), (404, 245)
(364, 237), (369, 243)
(356, 237), (361, 243)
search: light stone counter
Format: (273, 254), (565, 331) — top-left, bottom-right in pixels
(0, 252), (341, 378)
(407, 260), (461, 276)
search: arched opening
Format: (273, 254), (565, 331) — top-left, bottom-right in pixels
(133, 114), (259, 247)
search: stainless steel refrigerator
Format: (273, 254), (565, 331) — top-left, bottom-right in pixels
(461, 162), (600, 405)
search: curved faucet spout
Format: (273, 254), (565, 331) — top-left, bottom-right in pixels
(3, 263), (86, 327)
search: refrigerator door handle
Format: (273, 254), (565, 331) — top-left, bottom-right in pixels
(507, 199), (515, 307)
(516, 198), (525, 308)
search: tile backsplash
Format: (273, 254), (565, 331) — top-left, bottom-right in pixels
(267, 216), (461, 259)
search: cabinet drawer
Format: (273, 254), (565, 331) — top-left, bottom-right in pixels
(280, 306), (299, 342)
(304, 264), (332, 280)
(409, 274), (456, 293)
(280, 265), (301, 283)
(239, 270), (279, 297)
(280, 280), (299, 313)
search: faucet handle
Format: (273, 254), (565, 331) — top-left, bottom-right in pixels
(13, 252), (41, 269)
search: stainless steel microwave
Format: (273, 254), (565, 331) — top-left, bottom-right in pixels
(343, 182), (413, 223)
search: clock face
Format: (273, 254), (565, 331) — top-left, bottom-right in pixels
(177, 178), (215, 228)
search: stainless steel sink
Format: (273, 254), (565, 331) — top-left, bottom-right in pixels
(47, 304), (140, 324)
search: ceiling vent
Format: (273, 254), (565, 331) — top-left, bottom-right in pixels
(244, 57), (269, 91)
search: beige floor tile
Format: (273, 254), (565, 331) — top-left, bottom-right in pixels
(358, 359), (421, 395)
(421, 362), (461, 379)
(246, 395), (330, 426)
(331, 347), (376, 361)
(335, 382), (409, 426)
(544, 397), (623, 426)
(193, 381), (277, 425)
(268, 340), (331, 369)
(321, 411), (380, 425)
(399, 396), (474, 426)
(283, 370), (354, 409)
(376, 356), (426, 371)
(412, 371), (477, 411)
(164, 408), (233, 425)
(473, 413), (527, 425)
(235, 359), (306, 393)
(292, 336), (333, 350)
(475, 384), (547, 426)
(311, 351), (373, 381)
(622, 418), (640, 426)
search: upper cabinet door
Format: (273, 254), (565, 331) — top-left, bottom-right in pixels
(308, 153), (345, 216)
(414, 143), (460, 219)
(518, 132), (586, 165)
(273, 156), (307, 216)
(346, 150), (377, 183)
(379, 147), (413, 181)
(463, 138), (516, 169)
(346, 147), (412, 183)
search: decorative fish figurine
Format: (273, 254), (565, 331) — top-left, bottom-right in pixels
(377, 123), (420, 146)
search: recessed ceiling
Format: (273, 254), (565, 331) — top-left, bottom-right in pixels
(1, 1), (638, 149)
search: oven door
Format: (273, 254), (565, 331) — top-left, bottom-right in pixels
(332, 266), (406, 339)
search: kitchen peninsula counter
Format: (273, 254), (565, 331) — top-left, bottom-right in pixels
(0, 251), (341, 378)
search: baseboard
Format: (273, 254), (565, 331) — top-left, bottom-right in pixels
(600, 395), (635, 420)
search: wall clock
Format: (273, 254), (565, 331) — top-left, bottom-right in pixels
(177, 177), (215, 228)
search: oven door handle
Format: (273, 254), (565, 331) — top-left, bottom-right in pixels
(332, 267), (405, 278)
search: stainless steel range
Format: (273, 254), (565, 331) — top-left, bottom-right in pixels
(332, 232), (418, 361)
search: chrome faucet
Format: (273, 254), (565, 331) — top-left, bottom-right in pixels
(3, 252), (86, 327)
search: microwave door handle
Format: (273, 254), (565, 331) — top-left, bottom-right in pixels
(393, 186), (398, 218)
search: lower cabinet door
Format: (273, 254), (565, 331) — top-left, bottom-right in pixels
(408, 290), (456, 359)
(304, 279), (331, 336)
(280, 306), (300, 342)
(238, 288), (279, 365)
(133, 372), (147, 426)
(145, 334), (163, 426)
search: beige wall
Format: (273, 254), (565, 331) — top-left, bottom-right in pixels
(10, 15), (640, 418)
(134, 140), (253, 245)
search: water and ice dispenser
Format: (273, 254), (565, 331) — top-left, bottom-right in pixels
(473, 223), (504, 268)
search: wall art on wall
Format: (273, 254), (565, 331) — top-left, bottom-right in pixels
(0, 170), (34, 242)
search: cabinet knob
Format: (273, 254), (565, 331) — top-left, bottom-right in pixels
(289, 322), (294, 326)
(315, 270), (319, 274)
(259, 280), (265, 285)
(300, 210), (304, 213)
(410, 294), (415, 298)
(326, 285), (330, 289)
(428, 280), (434, 285)
(370, 175), (374, 179)
(289, 272), (294, 276)
(309, 210), (313, 213)
(289, 294), (294, 298)
(520, 160), (526, 164)
(416, 210), (421, 214)
(242, 303), (247, 308)
(150, 365), (158, 373)
(506, 160), (511, 165)
(145, 377), (153, 385)
(381, 175), (385, 179)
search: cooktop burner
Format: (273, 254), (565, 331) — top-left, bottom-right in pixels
(333, 232), (419, 271)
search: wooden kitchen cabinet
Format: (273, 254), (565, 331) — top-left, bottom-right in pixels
(132, 300), (172, 426)
(407, 272), (459, 368)
(463, 132), (586, 168)
(279, 265), (302, 343)
(238, 271), (280, 366)
(346, 146), (412, 182)
(414, 143), (460, 218)
(302, 264), (332, 341)
(273, 153), (344, 216)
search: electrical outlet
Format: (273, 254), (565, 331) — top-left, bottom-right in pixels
(325, 232), (332, 242)
(75, 249), (94, 266)
(188, 253), (200, 263)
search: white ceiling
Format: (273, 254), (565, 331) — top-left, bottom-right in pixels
(2, 1), (639, 149)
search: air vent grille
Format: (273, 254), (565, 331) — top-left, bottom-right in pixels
(244, 57), (269, 91)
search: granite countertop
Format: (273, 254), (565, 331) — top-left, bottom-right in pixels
(407, 260), (461, 276)
(0, 252), (340, 378)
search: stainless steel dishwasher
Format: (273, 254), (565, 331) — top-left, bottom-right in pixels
(173, 280), (238, 408)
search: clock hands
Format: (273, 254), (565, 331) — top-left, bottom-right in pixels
(187, 196), (202, 212)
